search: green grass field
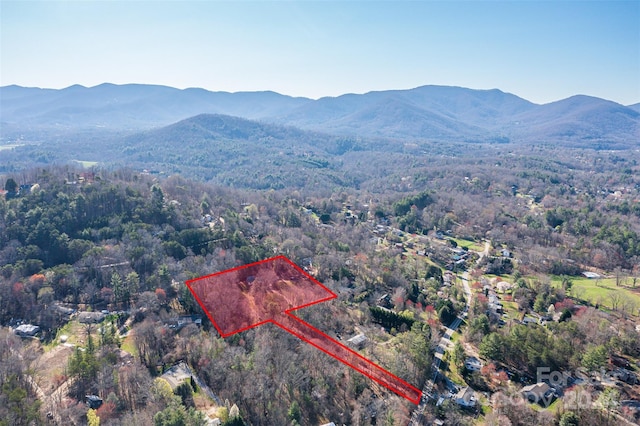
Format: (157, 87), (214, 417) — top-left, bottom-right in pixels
(52, 320), (84, 345)
(552, 276), (640, 315)
(121, 333), (138, 357)
(73, 160), (99, 167)
(448, 237), (484, 252)
(500, 300), (520, 320)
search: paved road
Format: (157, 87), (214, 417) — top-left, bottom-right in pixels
(409, 271), (472, 425)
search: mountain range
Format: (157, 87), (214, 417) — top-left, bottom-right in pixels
(1, 83), (638, 148)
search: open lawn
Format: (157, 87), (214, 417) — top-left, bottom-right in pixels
(46, 320), (89, 349)
(528, 396), (561, 413)
(483, 273), (512, 282)
(73, 160), (99, 167)
(121, 332), (138, 357)
(448, 237), (484, 252)
(443, 353), (467, 387)
(553, 276), (640, 316)
(0, 143), (25, 151)
(500, 300), (520, 320)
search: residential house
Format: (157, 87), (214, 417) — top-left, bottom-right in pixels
(79, 172), (95, 184)
(78, 311), (106, 324)
(52, 303), (76, 319)
(521, 382), (555, 405)
(582, 271), (601, 279)
(165, 315), (202, 330)
(521, 316), (539, 326)
(162, 362), (194, 390)
(487, 293), (504, 316)
(443, 272), (455, 286)
(454, 386), (476, 407)
(377, 294), (392, 309)
(612, 368), (637, 385)
(347, 333), (368, 349)
(86, 395), (103, 409)
(464, 357), (483, 372)
(15, 324), (40, 338)
(495, 281), (512, 293)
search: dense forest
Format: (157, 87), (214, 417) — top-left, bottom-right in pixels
(1, 139), (640, 425)
(0, 167), (436, 425)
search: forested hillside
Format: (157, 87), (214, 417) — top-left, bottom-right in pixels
(0, 168), (434, 425)
(1, 152), (640, 424)
(1, 80), (640, 426)
(2, 0), (638, 422)
(2, 84), (638, 148)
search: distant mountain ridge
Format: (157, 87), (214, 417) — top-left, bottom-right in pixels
(273, 86), (537, 137)
(0, 83), (311, 130)
(1, 83), (638, 147)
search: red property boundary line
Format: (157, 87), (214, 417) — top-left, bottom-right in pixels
(187, 256), (337, 337)
(186, 255), (422, 404)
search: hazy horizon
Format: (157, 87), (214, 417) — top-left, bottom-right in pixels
(1, 1), (638, 105)
(3, 80), (639, 107)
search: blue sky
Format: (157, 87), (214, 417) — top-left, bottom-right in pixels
(1, 1), (639, 105)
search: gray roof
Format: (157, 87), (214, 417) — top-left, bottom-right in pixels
(347, 333), (367, 347)
(15, 324), (40, 336)
(522, 382), (551, 395)
(78, 312), (106, 323)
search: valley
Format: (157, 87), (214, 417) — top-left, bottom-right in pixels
(0, 83), (639, 425)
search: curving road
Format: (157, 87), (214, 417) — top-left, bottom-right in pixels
(409, 271), (472, 425)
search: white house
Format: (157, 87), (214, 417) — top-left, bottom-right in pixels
(496, 281), (512, 293)
(454, 386), (476, 407)
(582, 271), (601, 279)
(464, 357), (483, 372)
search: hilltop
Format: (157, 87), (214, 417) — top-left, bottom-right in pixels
(2, 83), (638, 148)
